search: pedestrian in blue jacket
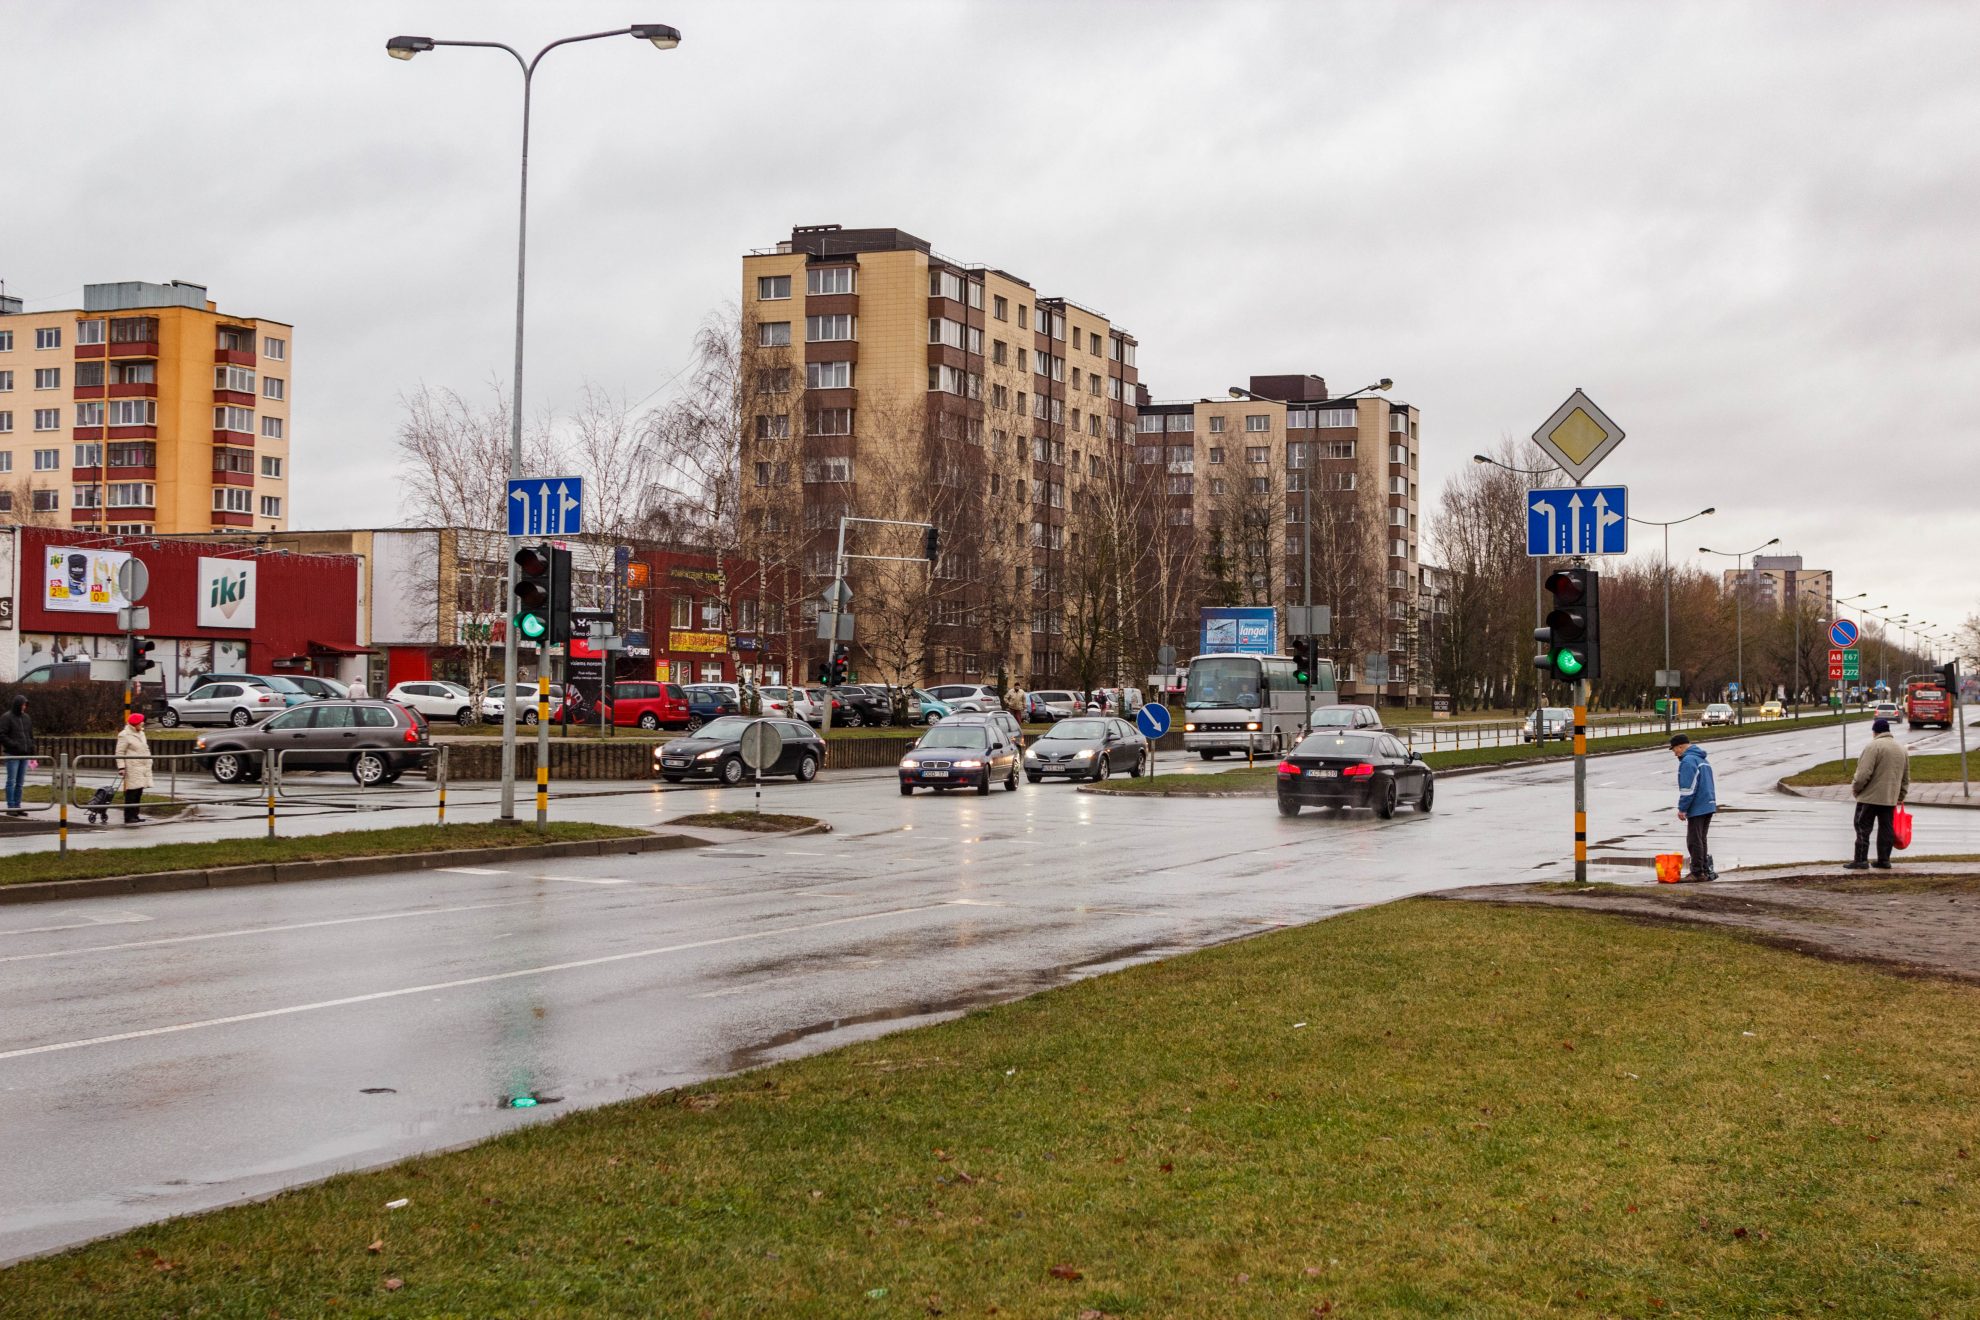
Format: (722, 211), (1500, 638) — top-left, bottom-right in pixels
(1671, 733), (1717, 880)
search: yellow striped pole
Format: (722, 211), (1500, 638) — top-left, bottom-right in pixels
(535, 673), (549, 827)
(1573, 682), (1589, 882)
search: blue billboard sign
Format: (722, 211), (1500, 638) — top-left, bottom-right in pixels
(1199, 607), (1278, 656)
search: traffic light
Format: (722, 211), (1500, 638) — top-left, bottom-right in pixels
(816, 661), (833, 686)
(513, 544), (552, 643)
(1534, 567), (1600, 683)
(128, 635), (157, 681)
(923, 524), (941, 563)
(1942, 660), (1960, 691)
(1291, 637), (1313, 687)
(547, 545), (574, 644)
(831, 644), (850, 686)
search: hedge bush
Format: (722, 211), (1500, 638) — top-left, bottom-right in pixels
(0, 681), (131, 736)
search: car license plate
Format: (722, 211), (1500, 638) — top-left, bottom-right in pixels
(1306, 768), (1337, 778)
(923, 770), (949, 779)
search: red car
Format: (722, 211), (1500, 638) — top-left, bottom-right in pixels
(603, 680), (691, 730)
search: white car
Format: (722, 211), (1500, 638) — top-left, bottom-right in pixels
(386, 680), (477, 725)
(1523, 707), (1573, 741)
(1310, 703), (1383, 731)
(480, 683), (566, 725)
(925, 683), (1002, 714)
(1699, 702), (1736, 727)
(164, 680), (287, 728)
(758, 685), (819, 725)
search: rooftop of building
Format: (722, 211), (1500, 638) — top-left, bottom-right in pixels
(0, 280), (290, 326)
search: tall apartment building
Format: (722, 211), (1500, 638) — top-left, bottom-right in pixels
(0, 281), (292, 535)
(740, 225), (1140, 687)
(1724, 554), (1831, 618)
(1134, 375), (1423, 703)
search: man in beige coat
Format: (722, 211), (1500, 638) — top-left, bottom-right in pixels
(1847, 717), (1910, 870)
(115, 712), (154, 825)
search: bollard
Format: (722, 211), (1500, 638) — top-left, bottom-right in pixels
(436, 745), (449, 826)
(57, 754), (69, 854)
(265, 758), (277, 839)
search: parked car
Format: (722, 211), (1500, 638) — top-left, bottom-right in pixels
(480, 683), (567, 725)
(682, 684), (742, 731)
(832, 684), (894, 727)
(1276, 730), (1433, 819)
(1023, 692), (1062, 723)
(898, 722), (1020, 795)
(1028, 690), (1083, 720)
(1699, 702), (1737, 727)
(925, 683), (1002, 714)
(1023, 715), (1148, 782)
(759, 685), (820, 726)
(386, 680), (475, 724)
(653, 716), (824, 786)
(1309, 703), (1383, 731)
(194, 699), (431, 786)
(185, 672), (312, 709)
(908, 689), (954, 725)
(805, 687), (832, 723)
(937, 709), (1027, 751)
(1757, 700), (1786, 720)
(164, 680), (289, 728)
(1522, 707), (1573, 741)
(605, 680), (690, 730)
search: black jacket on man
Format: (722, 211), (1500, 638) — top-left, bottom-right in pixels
(0, 705), (33, 757)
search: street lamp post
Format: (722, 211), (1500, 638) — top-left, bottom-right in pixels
(1231, 377), (1391, 726)
(388, 23), (681, 820)
(1472, 453), (1555, 741)
(1700, 537), (1778, 722)
(1626, 506), (1713, 731)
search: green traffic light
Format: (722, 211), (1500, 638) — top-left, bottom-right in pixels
(516, 612), (548, 641)
(1553, 648), (1585, 677)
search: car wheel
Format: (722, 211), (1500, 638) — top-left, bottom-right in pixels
(523, 710), (539, 726)
(1375, 777), (1398, 819)
(899, 782), (913, 797)
(352, 752), (388, 787)
(1026, 772), (1042, 784)
(685, 714), (703, 732)
(1199, 750), (1219, 761)
(1278, 797), (1301, 817)
(210, 752), (247, 784)
(976, 773), (991, 796)
(382, 768), (404, 784)
(161, 708), (181, 728)
(923, 712), (941, 725)
(639, 713), (660, 730)
(230, 708), (253, 727)
(1092, 757), (1109, 782)
(717, 756), (745, 787)
(1133, 751), (1147, 778)
(1004, 766), (1018, 791)
(455, 708), (473, 725)
(796, 753), (819, 783)
(842, 710), (863, 728)
(1419, 778), (1435, 812)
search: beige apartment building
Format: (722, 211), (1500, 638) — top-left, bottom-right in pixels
(740, 225), (1140, 688)
(0, 281), (292, 535)
(1724, 554), (1832, 619)
(1134, 376), (1424, 703)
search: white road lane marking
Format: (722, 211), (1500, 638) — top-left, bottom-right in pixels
(0, 910), (152, 938)
(539, 875), (628, 885)
(437, 867), (507, 876)
(0, 901), (958, 1060)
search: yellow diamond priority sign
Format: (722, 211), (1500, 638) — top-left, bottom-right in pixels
(1532, 388), (1625, 483)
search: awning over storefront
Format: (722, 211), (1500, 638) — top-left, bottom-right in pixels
(308, 639), (376, 656)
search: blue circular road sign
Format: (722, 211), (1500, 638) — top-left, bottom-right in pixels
(1136, 703), (1172, 739)
(1829, 618), (1859, 649)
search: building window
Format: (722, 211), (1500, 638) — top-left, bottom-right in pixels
(993, 295), (1008, 321)
(929, 269), (964, 302)
(753, 461), (772, 487)
(1315, 407), (1356, 428)
(109, 482), (155, 508)
(805, 360), (851, 389)
(33, 367), (60, 390)
(33, 489), (58, 512)
(261, 416), (284, 439)
(213, 487), (253, 513)
(809, 408), (852, 436)
(1249, 476), (1270, 494)
(757, 274), (791, 300)
(755, 413), (790, 440)
(1208, 415), (1225, 434)
(1326, 472), (1357, 491)
(263, 377), (285, 401)
(106, 442), (153, 468)
(1207, 446), (1224, 465)
(1246, 446), (1269, 464)
(263, 336), (286, 360)
(217, 326), (253, 354)
(258, 455), (282, 479)
(758, 321), (791, 347)
(33, 410), (59, 432)
(260, 495), (283, 518)
(35, 327), (61, 350)
(75, 362), (105, 388)
(1327, 440), (1356, 459)
(216, 365), (257, 393)
(1246, 414), (1271, 432)
(0, 371), (12, 391)
(1287, 442), (1308, 467)
(0, 331), (11, 351)
(1167, 473), (1193, 495)
(992, 339), (1007, 365)
(803, 456), (852, 483)
(73, 443), (102, 467)
(211, 449), (250, 477)
(109, 399), (156, 426)
(113, 361), (153, 384)
(214, 405), (255, 432)
(806, 266), (854, 295)
(75, 402), (105, 428)
(76, 318), (106, 345)
(1391, 538), (1409, 559)
(1017, 305), (1028, 329)
(0, 412), (11, 434)
(1165, 413), (1193, 433)
(1138, 414), (1163, 434)
(1390, 413), (1409, 433)
(805, 314), (853, 342)
(929, 317), (966, 349)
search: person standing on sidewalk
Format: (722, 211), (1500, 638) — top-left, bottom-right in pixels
(115, 711), (153, 825)
(1671, 733), (1718, 881)
(1, 695), (33, 816)
(1847, 717), (1910, 870)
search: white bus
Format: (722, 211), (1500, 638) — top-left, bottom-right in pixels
(1182, 651), (1337, 758)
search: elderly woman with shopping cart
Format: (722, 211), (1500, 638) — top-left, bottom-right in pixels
(115, 712), (154, 825)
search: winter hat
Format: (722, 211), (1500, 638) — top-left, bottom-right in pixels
(1669, 733), (1690, 747)
(127, 712), (145, 726)
(1872, 718), (1890, 733)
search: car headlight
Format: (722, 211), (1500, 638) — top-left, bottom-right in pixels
(1073, 748), (1095, 759)
(1246, 722), (1261, 731)
(899, 758), (917, 769)
(953, 759), (983, 769)
(696, 748), (724, 761)
(1023, 748), (1037, 760)
(195, 736), (207, 750)
(1184, 722), (1196, 732)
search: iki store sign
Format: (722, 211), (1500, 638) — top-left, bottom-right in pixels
(196, 557), (258, 629)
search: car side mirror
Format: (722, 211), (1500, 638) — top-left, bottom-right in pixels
(1408, 751), (1422, 762)
(908, 739), (920, 750)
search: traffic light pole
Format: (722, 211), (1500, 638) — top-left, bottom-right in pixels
(1573, 677), (1589, 884)
(821, 518), (849, 737)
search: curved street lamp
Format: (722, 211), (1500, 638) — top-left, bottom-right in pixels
(1626, 506), (1713, 729)
(387, 23), (681, 821)
(1699, 537), (1779, 716)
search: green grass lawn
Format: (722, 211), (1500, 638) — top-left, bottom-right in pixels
(667, 811), (822, 833)
(1785, 753), (1974, 788)
(0, 822), (650, 886)
(11, 898), (1980, 1316)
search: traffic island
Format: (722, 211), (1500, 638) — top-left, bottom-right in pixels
(1777, 753), (1978, 808)
(666, 811), (829, 835)
(0, 823), (699, 904)
(11, 898), (1980, 1314)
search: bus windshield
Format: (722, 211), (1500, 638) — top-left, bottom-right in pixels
(1185, 657), (1263, 710)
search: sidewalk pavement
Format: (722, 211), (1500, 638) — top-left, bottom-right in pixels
(1783, 781), (1978, 808)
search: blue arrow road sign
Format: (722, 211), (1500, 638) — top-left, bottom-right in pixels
(1136, 702), (1172, 739)
(507, 476), (585, 537)
(1526, 485), (1628, 557)
(1829, 618), (1859, 649)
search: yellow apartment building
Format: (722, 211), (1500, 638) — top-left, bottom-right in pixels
(0, 281), (292, 535)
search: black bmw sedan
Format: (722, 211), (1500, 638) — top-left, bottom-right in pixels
(1274, 730), (1433, 818)
(654, 716), (825, 786)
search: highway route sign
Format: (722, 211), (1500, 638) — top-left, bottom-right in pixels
(740, 721), (783, 771)
(1829, 618), (1859, 649)
(1829, 648), (1860, 681)
(506, 476), (584, 537)
(1136, 703), (1171, 739)
(1527, 484), (1628, 556)
(1532, 388), (1626, 483)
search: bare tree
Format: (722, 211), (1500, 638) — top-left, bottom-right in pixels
(0, 479), (64, 529)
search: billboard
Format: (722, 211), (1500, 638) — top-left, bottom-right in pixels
(196, 557), (258, 629)
(1199, 607), (1278, 656)
(42, 546), (132, 614)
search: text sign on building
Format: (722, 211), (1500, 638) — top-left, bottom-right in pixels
(1829, 618), (1859, 649)
(1526, 485), (1628, 557)
(1199, 606), (1277, 656)
(506, 477), (584, 537)
(196, 557), (258, 629)
(43, 546), (133, 614)
(1531, 388), (1626, 483)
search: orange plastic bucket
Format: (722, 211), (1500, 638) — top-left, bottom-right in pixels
(1655, 853), (1684, 883)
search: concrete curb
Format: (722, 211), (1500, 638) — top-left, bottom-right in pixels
(1776, 776), (1980, 809)
(0, 832), (710, 906)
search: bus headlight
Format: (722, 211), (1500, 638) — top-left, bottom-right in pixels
(1184, 722), (1196, 732)
(1246, 722), (1261, 731)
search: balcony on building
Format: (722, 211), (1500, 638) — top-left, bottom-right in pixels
(215, 325), (256, 366)
(108, 316), (160, 359)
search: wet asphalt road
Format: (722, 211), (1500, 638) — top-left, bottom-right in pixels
(3, 719), (1976, 1262)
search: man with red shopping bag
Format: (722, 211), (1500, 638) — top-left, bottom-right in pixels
(1847, 717), (1910, 870)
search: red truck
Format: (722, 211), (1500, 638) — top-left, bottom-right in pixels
(1904, 674), (1953, 730)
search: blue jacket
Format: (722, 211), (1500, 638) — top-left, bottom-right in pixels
(1676, 744), (1717, 816)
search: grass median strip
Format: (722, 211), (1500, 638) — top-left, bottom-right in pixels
(0, 822), (650, 887)
(1785, 752), (1972, 788)
(12, 899), (1980, 1314)
(667, 811), (822, 833)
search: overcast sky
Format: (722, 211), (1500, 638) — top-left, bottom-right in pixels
(8, 1), (1976, 637)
